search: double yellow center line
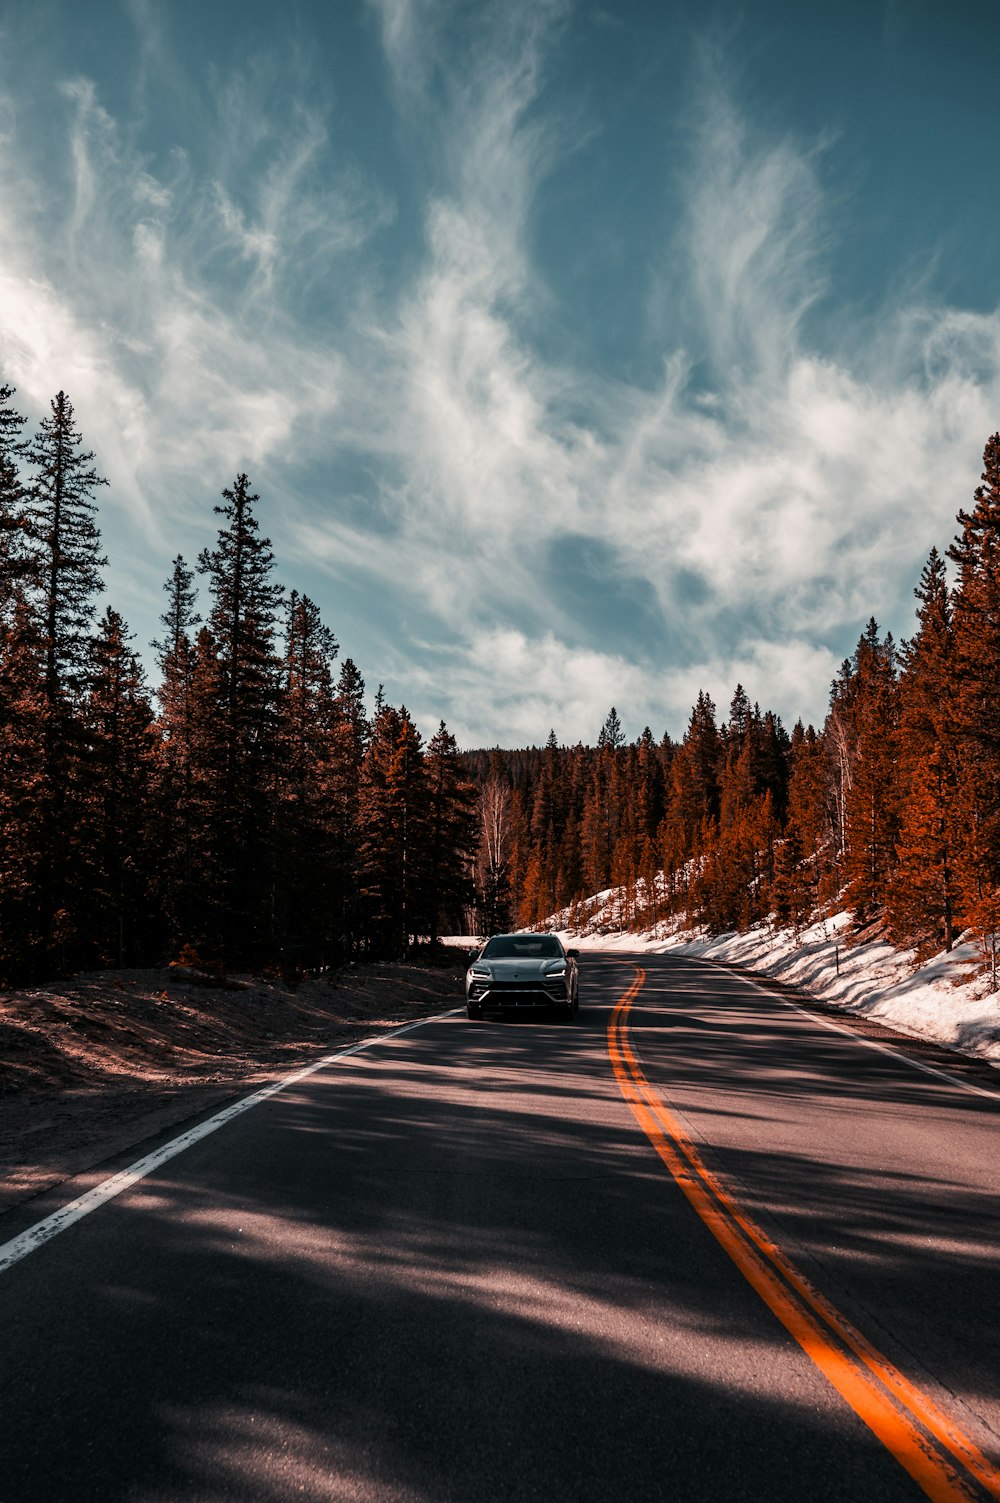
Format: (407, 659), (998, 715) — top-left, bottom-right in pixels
(607, 966), (1000, 1503)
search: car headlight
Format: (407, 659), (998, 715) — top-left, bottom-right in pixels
(546, 965), (567, 976)
(469, 966), (491, 978)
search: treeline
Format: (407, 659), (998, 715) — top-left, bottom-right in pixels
(465, 432), (1000, 979)
(6, 376), (1000, 983)
(0, 383), (477, 983)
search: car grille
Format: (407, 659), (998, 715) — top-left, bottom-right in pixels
(480, 979), (567, 1006)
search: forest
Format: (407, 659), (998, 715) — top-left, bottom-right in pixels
(0, 383), (477, 983)
(3, 376), (1000, 986)
(467, 433), (1000, 983)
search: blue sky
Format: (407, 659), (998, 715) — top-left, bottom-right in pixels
(1, 0), (999, 746)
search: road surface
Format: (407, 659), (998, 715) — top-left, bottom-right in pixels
(1, 952), (999, 1502)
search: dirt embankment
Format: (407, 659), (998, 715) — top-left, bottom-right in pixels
(0, 958), (467, 1216)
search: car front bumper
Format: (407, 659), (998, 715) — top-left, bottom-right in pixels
(467, 979), (572, 1010)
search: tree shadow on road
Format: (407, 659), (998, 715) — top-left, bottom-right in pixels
(1, 951), (995, 1502)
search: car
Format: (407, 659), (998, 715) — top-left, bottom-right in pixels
(466, 933), (580, 1021)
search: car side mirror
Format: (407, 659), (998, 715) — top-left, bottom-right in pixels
(567, 948), (579, 959)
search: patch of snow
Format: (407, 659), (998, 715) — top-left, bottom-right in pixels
(540, 889), (1000, 1065)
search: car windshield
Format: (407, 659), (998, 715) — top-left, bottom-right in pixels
(481, 935), (563, 959)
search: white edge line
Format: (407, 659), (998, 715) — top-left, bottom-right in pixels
(0, 1007), (463, 1277)
(731, 971), (1000, 1103)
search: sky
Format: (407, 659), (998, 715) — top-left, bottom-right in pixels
(1, 0), (999, 748)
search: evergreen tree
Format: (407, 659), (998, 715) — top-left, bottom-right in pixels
(770, 819), (814, 934)
(174, 627), (228, 953)
(888, 550), (961, 955)
(23, 391), (108, 704)
(725, 684), (751, 745)
(85, 609), (155, 964)
(358, 702), (429, 956)
(19, 392), (108, 971)
(597, 706), (625, 750)
(947, 436), (1000, 971)
(195, 474), (283, 960)
(0, 383), (30, 619)
(424, 721), (478, 939)
(663, 691), (723, 878)
(0, 594), (47, 979)
(787, 721), (831, 875)
(150, 558), (204, 954)
(506, 786), (531, 920)
(154, 555), (201, 663)
(528, 731), (561, 916)
(273, 592), (341, 968)
(634, 726), (665, 845)
(153, 555), (201, 772)
(837, 621), (901, 924)
(327, 657), (368, 958)
(556, 804), (583, 913)
(581, 711), (629, 893)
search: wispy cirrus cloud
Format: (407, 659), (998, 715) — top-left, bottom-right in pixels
(1, 1), (999, 745)
(0, 39), (385, 573)
(403, 627), (843, 750)
(316, 2), (1000, 739)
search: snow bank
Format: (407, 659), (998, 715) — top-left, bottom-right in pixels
(552, 910), (1000, 1065)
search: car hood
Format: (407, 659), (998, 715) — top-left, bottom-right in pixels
(477, 958), (564, 978)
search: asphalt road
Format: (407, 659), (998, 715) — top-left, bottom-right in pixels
(1, 952), (999, 1502)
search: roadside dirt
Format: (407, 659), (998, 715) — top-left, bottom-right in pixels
(0, 958), (467, 1217)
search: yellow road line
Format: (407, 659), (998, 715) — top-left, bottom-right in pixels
(607, 966), (1000, 1503)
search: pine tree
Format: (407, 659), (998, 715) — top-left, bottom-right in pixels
(597, 706), (625, 750)
(150, 555), (201, 951)
(518, 848), (545, 929)
(888, 550), (961, 955)
(506, 786), (531, 920)
(787, 722), (828, 861)
(581, 710), (629, 893)
(838, 621), (901, 925)
(153, 555), (201, 774)
(357, 702), (429, 956)
(725, 684), (751, 745)
(327, 657), (368, 958)
(173, 627), (228, 953)
(529, 734), (560, 916)
(85, 609), (155, 964)
(0, 383), (30, 620)
(273, 592), (340, 968)
(556, 804), (583, 913)
(196, 474), (283, 960)
(20, 392), (108, 971)
(947, 436), (1000, 972)
(663, 692), (723, 888)
(423, 721), (477, 939)
(154, 555), (201, 665)
(0, 594), (47, 979)
(23, 391), (108, 705)
(638, 834), (660, 928)
(611, 823), (638, 929)
(634, 726), (665, 845)
(770, 818), (814, 933)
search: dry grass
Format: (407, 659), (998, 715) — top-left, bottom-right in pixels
(0, 958), (465, 1214)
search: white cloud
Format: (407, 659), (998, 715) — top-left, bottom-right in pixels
(2, 8), (1000, 745)
(336, 6), (1000, 739)
(679, 60), (833, 383)
(0, 54), (381, 555)
(405, 628), (652, 747)
(400, 628), (843, 747)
